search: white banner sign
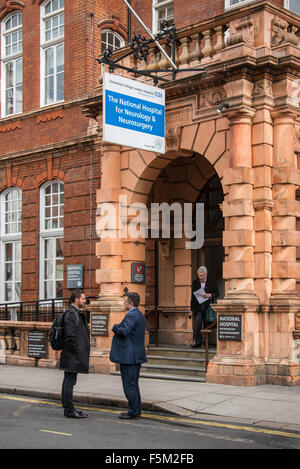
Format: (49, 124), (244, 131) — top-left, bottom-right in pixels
(103, 73), (165, 153)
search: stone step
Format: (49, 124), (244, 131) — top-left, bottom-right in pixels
(141, 363), (206, 378)
(111, 370), (205, 383)
(146, 354), (206, 368)
(147, 345), (216, 360)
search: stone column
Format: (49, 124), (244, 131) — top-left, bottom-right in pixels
(252, 109), (274, 306)
(89, 143), (125, 373)
(267, 109), (300, 385)
(271, 109), (300, 300)
(95, 143), (124, 309)
(207, 107), (264, 386)
(222, 109), (258, 304)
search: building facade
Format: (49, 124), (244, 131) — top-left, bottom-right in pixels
(0, 0), (300, 385)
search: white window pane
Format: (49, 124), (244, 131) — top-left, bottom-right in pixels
(56, 238), (64, 258)
(14, 283), (21, 301)
(45, 239), (52, 259)
(6, 62), (13, 87)
(289, 0), (300, 14)
(15, 263), (21, 282)
(45, 260), (54, 279)
(16, 86), (22, 113)
(5, 243), (13, 262)
(57, 43), (64, 71)
(12, 14), (18, 28)
(56, 262), (63, 280)
(44, 281), (53, 299)
(56, 281), (63, 298)
(5, 284), (12, 302)
(45, 48), (54, 75)
(45, 1), (52, 15)
(56, 73), (64, 101)
(15, 242), (21, 261)
(53, 0), (59, 11)
(16, 59), (22, 85)
(5, 17), (11, 31)
(45, 76), (54, 103)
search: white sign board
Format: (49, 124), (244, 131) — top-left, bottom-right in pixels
(103, 73), (165, 153)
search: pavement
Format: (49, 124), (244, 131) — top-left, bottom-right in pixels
(1, 364), (300, 432)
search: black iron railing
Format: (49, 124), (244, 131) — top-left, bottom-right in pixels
(0, 296), (99, 322)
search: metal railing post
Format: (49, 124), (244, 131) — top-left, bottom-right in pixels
(35, 301), (39, 321)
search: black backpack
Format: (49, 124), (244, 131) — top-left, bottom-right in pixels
(49, 312), (66, 351)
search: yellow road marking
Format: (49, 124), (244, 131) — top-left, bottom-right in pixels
(40, 429), (72, 436)
(1, 393), (300, 440)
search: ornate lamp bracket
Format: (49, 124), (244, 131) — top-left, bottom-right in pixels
(97, 22), (205, 86)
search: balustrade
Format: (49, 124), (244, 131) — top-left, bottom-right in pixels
(105, 2), (300, 79)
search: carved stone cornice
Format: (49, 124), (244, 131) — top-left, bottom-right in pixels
(81, 92), (103, 120)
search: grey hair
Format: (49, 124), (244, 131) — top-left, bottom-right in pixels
(197, 266), (207, 275)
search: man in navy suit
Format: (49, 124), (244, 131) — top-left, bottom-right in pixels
(110, 292), (147, 420)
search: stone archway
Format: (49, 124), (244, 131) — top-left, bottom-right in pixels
(120, 117), (229, 310)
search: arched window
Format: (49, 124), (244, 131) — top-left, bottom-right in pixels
(101, 30), (124, 54)
(40, 181), (64, 299)
(0, 188), (22, 303)
(1, 12), (22, 117)
(40, 0), (64, 106)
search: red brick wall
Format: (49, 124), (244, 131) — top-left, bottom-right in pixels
(18, 148), (101, 301)
(0, 0), (103, 303)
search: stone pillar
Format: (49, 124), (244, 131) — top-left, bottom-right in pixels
(267, 109), (300, 385)
(89, 143), (125, 373)
(271, 110), (300, 299)
(222, 109), (258, 304)
(252, 109), (274, 307)
(207, 107), (264, 386)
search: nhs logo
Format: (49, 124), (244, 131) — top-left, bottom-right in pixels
(155, 91), (162, 98)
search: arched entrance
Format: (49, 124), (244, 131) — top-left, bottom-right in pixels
(92, 119), (229, 374)
(144, 152), (225, 345)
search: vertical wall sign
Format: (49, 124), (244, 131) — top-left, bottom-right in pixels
(103, 72), (165, 154)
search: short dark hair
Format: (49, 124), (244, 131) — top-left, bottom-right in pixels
(126, 292), (140, 308)
(69, 289), (84, 304)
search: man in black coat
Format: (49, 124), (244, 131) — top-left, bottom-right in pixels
(190, 266), (219, 348)
(110, 292), (147, 420)
(59, 289), (90, 418)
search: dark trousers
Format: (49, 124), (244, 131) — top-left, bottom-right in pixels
(193, 300), (209, 346)
(62, 371), (77, 413)
(120, 364), (142, 417)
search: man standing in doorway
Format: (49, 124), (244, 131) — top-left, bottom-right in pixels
(110, 292), (147, 420)
(190, 266), (219, 348)
(60, 289), (90, 418)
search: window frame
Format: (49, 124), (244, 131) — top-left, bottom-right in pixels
(1, 11), (23, 118)
(39, 180), (64, 300)
(0, 187), (22, 304)
(152, 0), (174, 34)
(284, 0), (300, 15)
(40, 0), (64, 107)
(224, 0), (257, 10)
(101, 29), (125, 54)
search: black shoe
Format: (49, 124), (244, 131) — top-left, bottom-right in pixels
(65, 410), (88, 418)
(191, 343), (202, 348)
(118, 413), (140, 420)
